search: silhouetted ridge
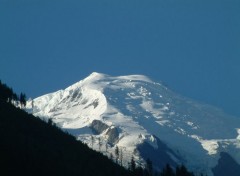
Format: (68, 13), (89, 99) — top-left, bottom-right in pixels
(0, 101), (129, 176)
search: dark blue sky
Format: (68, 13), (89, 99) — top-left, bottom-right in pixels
(1, 0), (240, 117)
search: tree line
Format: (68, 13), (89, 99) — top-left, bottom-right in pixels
(0, 98), (129, 176)
(113, 145), (198, 176)
(0, 80), (26, 108)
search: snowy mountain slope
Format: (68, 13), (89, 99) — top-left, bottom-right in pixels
(26, 72), (240, 175)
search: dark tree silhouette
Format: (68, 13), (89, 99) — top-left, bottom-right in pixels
(19, 92), (26, 108)
(0, 97), (130, 176)
(98, 137), (102, 151)
(176, 165), (194, 176)
(130, 156), (136, 172)
(115, 145), (119, 164)
(110, 153), (114, 161)
(0, 80), (19, 104)
(146, 159), (153, 176)
(105, 142), (108, 152)
(120, 147), (123, 166)
(91, 135), (94, 148)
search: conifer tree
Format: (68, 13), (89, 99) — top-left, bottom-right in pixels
(176, 165), (194, 176)
(91, 135), (94, 148)
(105, 142), (108, 152)
(166, 164), (174, 176)
(110, 153), (114, 161)
(20, 92), (26, 108)
(98, 137), (102, 151)
(130, 156), (136, 172)
(120, 147), (123, 166)
(31, 99), (34, 109)
(47, 118), (54, 126)
(115, 145), (119, 164)
(146, 159), (153, 176)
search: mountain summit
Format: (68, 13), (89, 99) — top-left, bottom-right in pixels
(26, 72), (240, 176)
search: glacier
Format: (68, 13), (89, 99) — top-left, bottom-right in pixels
(26, 72), (240, 176)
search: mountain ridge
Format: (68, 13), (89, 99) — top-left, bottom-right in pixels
(26, 72), (240, 176)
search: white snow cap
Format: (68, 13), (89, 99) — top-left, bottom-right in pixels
(26, 72), (240, 176)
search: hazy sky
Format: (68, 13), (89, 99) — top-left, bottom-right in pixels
(1, 0), (240, 117)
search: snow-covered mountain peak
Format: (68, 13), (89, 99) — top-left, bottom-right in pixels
(26, 73), (240, 176)
(64, 72), (155, 96)
(64, 72), (106, 91)
(84, 72), (108, 81)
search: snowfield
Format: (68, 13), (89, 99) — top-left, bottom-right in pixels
(26, 72), (240, 176)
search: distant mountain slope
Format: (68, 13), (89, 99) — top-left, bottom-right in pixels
(212, 152), (240, 176)
(27, 72), (240, 176)
(0, 101), (129, 176)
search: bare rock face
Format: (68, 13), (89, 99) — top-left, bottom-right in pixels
(90, 120), (109, 134)
(90, 120), (119, 145)
(106, 127), (119, 144)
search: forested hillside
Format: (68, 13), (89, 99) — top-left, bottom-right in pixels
(0, 94), (129, 176)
